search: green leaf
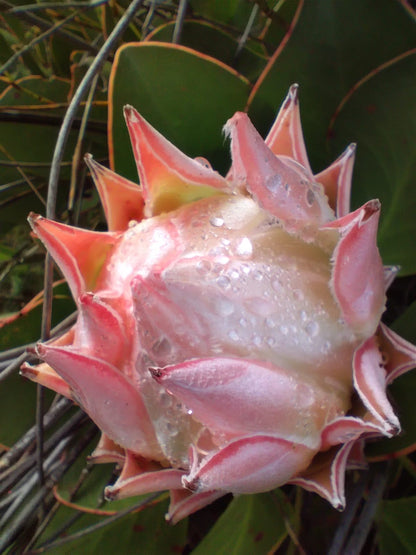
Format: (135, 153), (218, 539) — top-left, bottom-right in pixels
(0, 281), (75, 350)
(248, 0), (416, 274)
(249, 0), (416, 170)
(42, 497), (187, 555)
(0, 372), (37, 447)
(148, 21), (267, 82)
(193, 492), (292, 555)
(377, 497), (416, 555)
(0, 76), (106, 179)
(329, 52), (416, 274)
(392, 301), (416, 345)
(189, 0), (255, 29)
(109, 42), (250, 179)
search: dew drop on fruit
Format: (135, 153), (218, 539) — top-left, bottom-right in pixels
(210, 216), (224, 227)
(228, 330), (239, 341)
(265, 174), (282, 192)
(306, 188), (315, 206)
(216, 275), (231, 289)
(235, 237), (253, 259)
(196, 260), (211, 274)
(229, 268), (240, 280)
(305, 321), (320, 337)
(215, 298), (235, 316)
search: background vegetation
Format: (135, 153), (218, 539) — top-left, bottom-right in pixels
(1, 1), (416, 552)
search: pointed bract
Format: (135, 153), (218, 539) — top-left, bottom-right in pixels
(182, 435), (313, 494)
(225, 111), (334, 229)
(265, 84), (312, 175)
(353, 335), (400, 436)
(20, 361), (73, 399)
(151, 357), (343, 448)
(167, 489), (224, 524)
(88, 434), (125, 465)
(324, 201), (385, 336)
(379, 323), (416, 383)
(105, 452), (184, 500)
(76, 293), (130, 368)
(320, 416), (381, 450)
(28, 213), (117, 300)
(34, 343), (161, 460)
(290, 441), (355, 510)
(124, 106), (231, 216)
(85, 154), (144, 231)
(315, 143), (356, 217)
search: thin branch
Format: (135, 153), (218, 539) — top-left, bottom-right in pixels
(0, 0), (101, 55)
(0, 396), (72, 470)
(342, 464), (389, 554)
(0, 436), (72, 528)
(0, 12), (80, 76)
(172, 0), (188, 44)
(34, 492), (162, 552)
(35, 0), (143, 512)
(0, 427), (97, 553)
(328, 471), (369, 555)
(0, 410), (88, 498)
(68, 73), (99, 214)
(234, 3), (260, 60)
(45, 0), (144, 221)
(6, 0), (108, 14)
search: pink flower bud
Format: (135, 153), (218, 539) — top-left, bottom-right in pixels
(23, 86), (416, 522)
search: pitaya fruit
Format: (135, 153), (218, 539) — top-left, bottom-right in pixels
(22, 85), (416, 523)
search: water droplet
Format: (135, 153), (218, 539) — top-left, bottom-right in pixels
(187, 408), (193, 415)
(159, 392), (171, 408)
(300, 310), (308, 322)
(265, 174), (282, 192)
(151, 337), (172, 357)
(239, 317), (248, 327)
(196, 259), (211, 274)
(265, 316), (276, 328)
(194, 156), (212, 169)
(306, 188), (315, 206)
(229, 269), (240, 280)
(215, 298), (235, 316)
(240, 263), (251, 275)
(235, 237), (253, 259)
(253, 335), (262, 347)
(272, 278), (282, 291)
(253, 269), (264, 281)
(210, 216), (224, 227)
(293, 289), (304, 301)
(280, 325), (289, 335)
(228, 330), (239, 341)
(211, 262), (224, 275)
(322, 340), (331, 354)
(216, 275), (231, 289)
(305, 321), (320, 337)
(266, 336), (276, 347)
(166, 422), (178, 435)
